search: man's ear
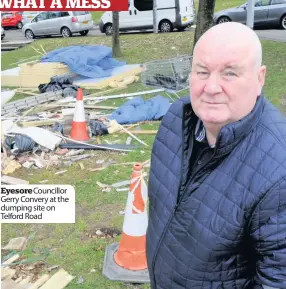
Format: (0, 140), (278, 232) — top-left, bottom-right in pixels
(257, 65), (266, 95)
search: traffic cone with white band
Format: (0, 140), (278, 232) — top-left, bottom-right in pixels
(114, 163), (148, 270)
(70, 88), (90, 141)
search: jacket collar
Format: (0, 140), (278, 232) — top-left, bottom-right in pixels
(183, 93), (265, 157)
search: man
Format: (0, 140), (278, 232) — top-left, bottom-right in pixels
(146, 22), (286, 289)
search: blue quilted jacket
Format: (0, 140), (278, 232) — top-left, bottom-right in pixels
(146, 93), (286, 289)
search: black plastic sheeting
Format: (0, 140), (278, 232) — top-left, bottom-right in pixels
(4, 135), (37, 153)
(89, 120), (108, 136)
(38, 74), (80, 97)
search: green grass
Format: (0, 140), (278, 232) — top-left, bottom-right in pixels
(91, 12), (104, 25)
(1, 5), (286, 288)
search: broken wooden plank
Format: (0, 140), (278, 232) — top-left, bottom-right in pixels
(29, 274), (50, 289)
(1, 278), (26, 289)
(39, 269), (74, 289)
(1, 175), (29, 185)
(1, 267), (16, 280)
(2, 254), (20, 266)
(2, 237), (27, 251)
(19, 119), (61, 128)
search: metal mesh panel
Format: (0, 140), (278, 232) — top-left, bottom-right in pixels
(141, 55), (192, 91)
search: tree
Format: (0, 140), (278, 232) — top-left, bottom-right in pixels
(112, 12), (122, 57)
(192, 0), (216, 53)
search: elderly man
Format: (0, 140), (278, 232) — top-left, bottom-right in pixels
(146, 22), (286, 289)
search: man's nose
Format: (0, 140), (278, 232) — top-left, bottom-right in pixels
(204, 73), (222, 95)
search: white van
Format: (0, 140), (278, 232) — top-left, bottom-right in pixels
(99, 0), (196, 35)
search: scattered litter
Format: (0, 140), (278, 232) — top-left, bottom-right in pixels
(2, 237), (27, 251)
(103, 187), (112, 193)
(47, 265), (60, 272)
(1, 175), (29, 185)
(22, 161), (34, 169)
(76, 276), (85, 284)
(96, 160), (105, 164)
(111, 180), (130, 188)
(96, 181), (110, 188)
(39, 180), (49, 184)
(96, 229), (104, 236)
(79, 162), (85, 170)
(119, 210), (125, 215)
(90, 269), (96, 273)
(89, 119), (108, 136)
(55, 170), (67, 175)
(2, 159), (21, 174)
(56, 148), (69, 155)
(116, 188), (129, 192)
(65, 149), (85, 157)
(109, 95), (171, 124)
(126, 137), (132, 145)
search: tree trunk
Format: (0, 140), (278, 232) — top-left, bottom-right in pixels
(112, 12), (122, 57)
(192, 0), (216, 53)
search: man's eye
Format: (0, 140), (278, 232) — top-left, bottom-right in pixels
(224, 71), (237, 77)
(197, 72), (209, 75)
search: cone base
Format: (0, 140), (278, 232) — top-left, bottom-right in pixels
(70, 122), (90, 141)
(114, 250), (147, 271)
(113, 233), (147, 271)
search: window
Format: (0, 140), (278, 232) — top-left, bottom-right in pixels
(2, 13), (13, 18)
(35, 12), (49, 22)
(271, 0), (286, 4)
(73, 11), (89, 15)
(48, 12), (61, 19)
(255, 0), (270, 6)
(61, 12), (70, 17)
(134, 0), (153, 11)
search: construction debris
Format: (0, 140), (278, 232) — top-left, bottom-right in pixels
(2, 237), (27, 251)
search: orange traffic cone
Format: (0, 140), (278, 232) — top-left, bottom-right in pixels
(70, 88), (90, 141)
(114, 164), (148, 271)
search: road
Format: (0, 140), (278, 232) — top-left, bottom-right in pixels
(2, 26), (286, 43)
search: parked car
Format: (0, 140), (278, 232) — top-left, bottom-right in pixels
(22, 11), (41, 26)
(1, 11), (23, 29)
(1, 26), (5, 39)
(213, 0), (286, 29)
(22, 11), (94, 39)
(99, 0), (196, 35)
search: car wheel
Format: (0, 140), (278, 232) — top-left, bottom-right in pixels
(17, 22), (23, 29)
(217, 16), (231, 24)
(79, 30), (89, 36)
(281, 14), (286, 30)
(25, 29), (34, 40)
(61, 27), (72, 37)
(159, 20), (173, 33)
(104, 23), (112, 36)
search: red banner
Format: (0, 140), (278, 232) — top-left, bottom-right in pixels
(0, 0), (128, 11)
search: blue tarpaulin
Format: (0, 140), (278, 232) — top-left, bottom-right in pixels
(40, 45), (126, 78)
(109, 96), (171, 124)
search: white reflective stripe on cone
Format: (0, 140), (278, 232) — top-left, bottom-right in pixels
(73, 100), (86, 122)
(122, 180), (148, 236)
(123, 210), (148, 236)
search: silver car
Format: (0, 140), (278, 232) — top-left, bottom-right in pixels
(22, 11), (41, 26)
(22, 11), (94, 39)
(213, 0), (286, 29)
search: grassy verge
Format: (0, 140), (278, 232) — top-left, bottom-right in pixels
(91, 12), (104, 25)
(1, 25), (286, 289)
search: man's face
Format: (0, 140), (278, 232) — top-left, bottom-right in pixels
(190, 43), (266, 126)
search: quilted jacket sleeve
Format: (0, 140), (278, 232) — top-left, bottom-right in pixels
(250, 178), (286, 288)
